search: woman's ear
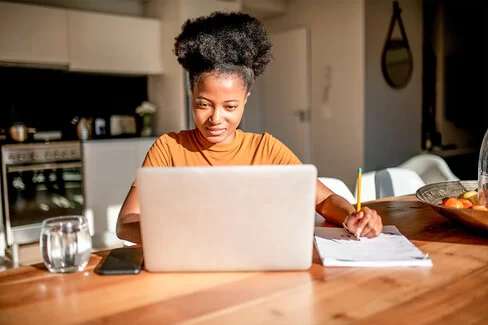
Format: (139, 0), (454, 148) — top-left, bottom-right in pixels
(244, 92), (251, 105)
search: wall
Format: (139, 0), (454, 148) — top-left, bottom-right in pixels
(0, 67), (147, 135)
(1, 0), (144, 16)
(253, 0), (423, 188)
(240, 77), (264, 133)
(144, 0), (185, 134)
(364, 0), (423, 171)
(257, 0), (366, 188)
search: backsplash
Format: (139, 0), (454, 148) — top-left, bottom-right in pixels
(0, 66), (147, 138)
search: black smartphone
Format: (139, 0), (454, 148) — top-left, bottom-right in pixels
(97, 247), (144, 275)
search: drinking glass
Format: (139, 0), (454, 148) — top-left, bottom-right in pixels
(40, 215), (92, 273)
(478, 128), (488, 207)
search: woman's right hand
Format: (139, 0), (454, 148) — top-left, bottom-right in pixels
(343, 206), (383, 238)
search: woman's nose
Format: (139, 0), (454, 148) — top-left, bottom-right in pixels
(209, 108), (221, 124)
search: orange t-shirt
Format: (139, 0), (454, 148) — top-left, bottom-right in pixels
(133, 129), (301, 186)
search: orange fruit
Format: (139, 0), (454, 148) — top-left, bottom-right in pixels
(472, 205), (488, 211)
(440, 197), (463, 209)
(458, 190), (479, 205)
(458, 198), (473, 209)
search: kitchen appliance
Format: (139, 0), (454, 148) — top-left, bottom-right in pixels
(94, 118), (107, 137)
(0, 128), (7, 142)
(1, 141), (84, 266)
(33, 131), (63, 142)
(110, 115), (136, 136)
(8, 123), (36, 143)
(76, 118), (93, 140)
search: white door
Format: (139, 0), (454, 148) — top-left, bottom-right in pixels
(262, 28), (311, 163)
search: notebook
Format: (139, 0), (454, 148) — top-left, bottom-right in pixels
(136, 164), (317, 272)
(314, 225), (433, 267)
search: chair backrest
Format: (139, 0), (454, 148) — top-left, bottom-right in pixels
(355, 167), (426, 202)
(318, 177), (356, 204)
(398, 153), (459, 184)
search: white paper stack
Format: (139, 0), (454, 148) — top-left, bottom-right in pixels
(314, 225), (433, 267)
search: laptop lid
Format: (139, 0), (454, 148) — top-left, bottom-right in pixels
(137, 164), (317, 272)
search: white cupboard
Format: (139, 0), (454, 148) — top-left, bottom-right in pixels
(0, 2), (162, 75)
(82, 137), (156, 247)
(0, 2), (69, 66)
(68, 10), (162, 75)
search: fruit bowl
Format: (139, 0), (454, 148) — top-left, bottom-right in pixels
(416, 180), (488, 231)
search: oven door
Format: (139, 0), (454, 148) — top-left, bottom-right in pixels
(4, 162), (83, 245)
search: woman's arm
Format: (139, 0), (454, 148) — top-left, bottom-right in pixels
(315, 180), (382, 238)
(315, 180), (356, 226)
(116, 187), (142, 244)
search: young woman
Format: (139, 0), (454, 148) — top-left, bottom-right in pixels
(116, 11), (382, 244)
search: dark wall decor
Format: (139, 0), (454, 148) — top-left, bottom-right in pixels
(381, 1), (413, 89)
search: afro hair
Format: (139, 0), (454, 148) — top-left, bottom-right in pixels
(174, 11), (272, 90)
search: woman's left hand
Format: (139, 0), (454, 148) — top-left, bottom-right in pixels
(343, 206), (383, 238)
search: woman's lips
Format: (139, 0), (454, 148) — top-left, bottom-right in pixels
(207, 127), (226, 136)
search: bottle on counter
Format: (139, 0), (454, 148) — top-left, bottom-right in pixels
(478, 128), (488, 207)
(75, 117), (93, 140)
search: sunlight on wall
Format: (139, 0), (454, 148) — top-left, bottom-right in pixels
(107, 205), (135, 246)
(106, 204), (122, 233)
(84, 209), (94, 236)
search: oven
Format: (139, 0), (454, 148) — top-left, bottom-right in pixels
(1, 141), (83, 264)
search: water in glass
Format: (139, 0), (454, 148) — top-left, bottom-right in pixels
(40, 215), (92, 273)
(478, 128), (488, 207)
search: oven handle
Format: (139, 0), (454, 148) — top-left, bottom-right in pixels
(6, 162), (82, 173)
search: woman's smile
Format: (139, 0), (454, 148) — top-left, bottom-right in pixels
(206, 127), (226, 136)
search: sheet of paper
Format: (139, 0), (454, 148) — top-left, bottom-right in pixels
(314, 225), (432, 267)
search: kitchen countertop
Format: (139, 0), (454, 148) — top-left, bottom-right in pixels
(83, 135), (158, 143)
(0, 135), (158, 146)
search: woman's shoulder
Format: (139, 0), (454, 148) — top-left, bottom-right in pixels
(155, 129), (196, 145)
(239, 130), (274, 141)
(239, 130), (283, 147)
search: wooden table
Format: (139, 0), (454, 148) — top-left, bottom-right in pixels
(1, 196), (488, 325)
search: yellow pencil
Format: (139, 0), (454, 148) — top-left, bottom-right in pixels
(356, 168), (362, 212)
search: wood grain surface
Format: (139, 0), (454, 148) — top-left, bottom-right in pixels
(1, 196), (487, 325)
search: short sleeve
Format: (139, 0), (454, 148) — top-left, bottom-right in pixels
(141, 135), (172, 167)
(264, 133), (302, 165)
(131, 135), (173, 187)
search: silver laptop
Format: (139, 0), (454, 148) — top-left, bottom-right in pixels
(136, 164), (317, 272)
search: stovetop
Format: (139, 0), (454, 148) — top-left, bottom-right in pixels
(1, 140), (82, 165)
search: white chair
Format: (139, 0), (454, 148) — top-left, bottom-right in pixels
(318, 177), (356, 204)
(355, 167), (426, 202)
(398, 153), (459, 184)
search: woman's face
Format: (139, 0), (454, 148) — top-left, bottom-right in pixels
(192, 73), (249, 145)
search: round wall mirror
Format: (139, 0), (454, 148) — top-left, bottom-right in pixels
(381, 1), (413, 89)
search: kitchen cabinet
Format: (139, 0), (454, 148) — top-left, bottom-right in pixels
(179, 0), (241, 21)
(68, 10), (162, 75)
(82, 137), (156, 247)
(0, 2), (69, 66)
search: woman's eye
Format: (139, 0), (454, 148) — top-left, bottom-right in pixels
(197, 102), (209, 108)
(226, 105), (237, 111)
